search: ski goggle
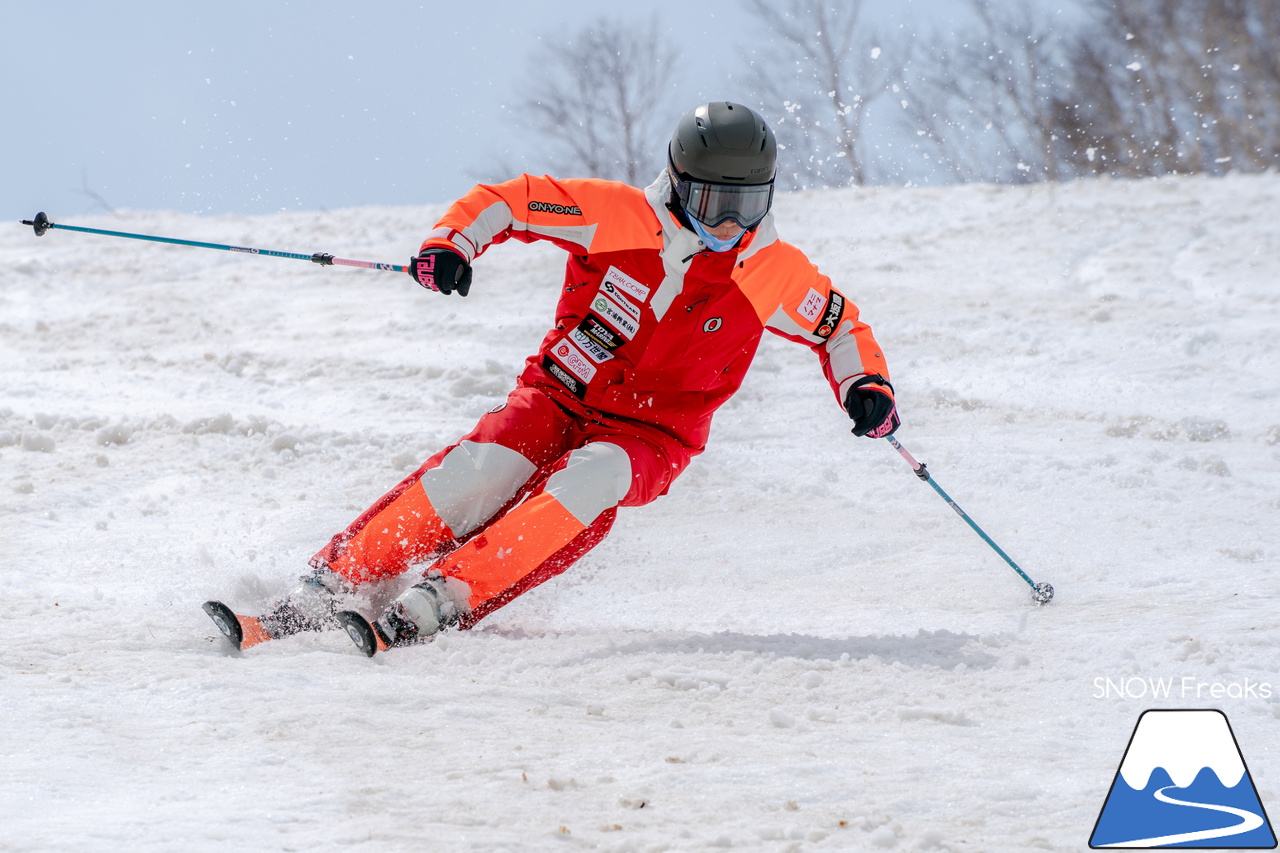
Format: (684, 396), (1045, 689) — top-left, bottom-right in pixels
(671, 171), (774, 230)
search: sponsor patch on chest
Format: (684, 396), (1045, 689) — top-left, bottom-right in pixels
(542, 357), (586, 398)
(599, 280), (641, 320)
(569, 326), (615, 363)
(578, 316), (623, 351)
(604, 266), (651, 303)
(590, 290), (640, 340)
(549, 338), (598, 384)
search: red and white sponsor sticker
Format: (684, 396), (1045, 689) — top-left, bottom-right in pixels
(797, 287), (827, 323)
(604, 266), (650, 303)
(550, 338), (598, 383)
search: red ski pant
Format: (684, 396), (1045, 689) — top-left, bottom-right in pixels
(310, 385), (696, 627)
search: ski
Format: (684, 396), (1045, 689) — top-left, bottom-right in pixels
(337, 609), (444, 657)
(337, 610), (385, 657)
(205, 599), (431, 657)
(203, 600), (275, 650)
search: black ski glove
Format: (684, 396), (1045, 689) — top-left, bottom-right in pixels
(409, 248), (472, 296)
(845, 375), (900, 438)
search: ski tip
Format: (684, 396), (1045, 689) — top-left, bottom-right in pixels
(236, 615), (273, 649)
(203, 600), (244, 650)
(337, 610), (382, 657)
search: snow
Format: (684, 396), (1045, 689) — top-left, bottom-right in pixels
(2, 173), (1278, 851)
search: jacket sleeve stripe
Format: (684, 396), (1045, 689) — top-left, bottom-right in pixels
(422, 176), (656, 260)
(826, 316), (889, 393)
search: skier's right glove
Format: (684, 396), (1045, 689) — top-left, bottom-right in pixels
(410, 248), (472, 296)
(845, 375), (900, 438)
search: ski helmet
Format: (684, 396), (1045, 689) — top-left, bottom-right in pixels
(668, 102), (777, 231)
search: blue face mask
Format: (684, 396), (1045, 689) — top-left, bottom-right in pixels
(687, 216), (743, 253)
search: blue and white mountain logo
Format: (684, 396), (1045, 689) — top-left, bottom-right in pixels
(1090, 709), (1276, 848)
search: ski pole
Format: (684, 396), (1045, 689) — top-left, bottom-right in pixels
(885, 434), (1054, 605)
(19, 211), (408, 273)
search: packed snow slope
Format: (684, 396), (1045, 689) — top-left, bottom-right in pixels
(1, 173), (1277, 852)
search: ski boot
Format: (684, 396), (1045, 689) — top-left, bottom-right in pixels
(338, 575), (460, 657)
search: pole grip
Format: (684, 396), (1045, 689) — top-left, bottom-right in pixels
(885, 435), (930, 480)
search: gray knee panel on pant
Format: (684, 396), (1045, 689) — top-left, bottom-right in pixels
(420, 440), (538, 537)
(543, 442), (632, 526)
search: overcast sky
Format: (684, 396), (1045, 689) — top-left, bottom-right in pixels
(2, 1), (980, 222)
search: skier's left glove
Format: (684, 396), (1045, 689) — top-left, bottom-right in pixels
(845, 375), (900, 438)
(410, 248), (472, 296)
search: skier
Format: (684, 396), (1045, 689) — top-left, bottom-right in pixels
(205, 101), (899, 655)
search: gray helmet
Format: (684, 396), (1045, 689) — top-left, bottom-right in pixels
(668, 102), (777, 230)
(669, 102), (777, 184)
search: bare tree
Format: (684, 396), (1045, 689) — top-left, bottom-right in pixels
(497, 17), (679, 185)
(897, 1), (1079, 184)
(887, 0), (1280, 184)
(733, 0), (1280, 188)
(742, 0), (907, 188)
(74, 170), (119, 216)
(1061, 0), (1280, 178)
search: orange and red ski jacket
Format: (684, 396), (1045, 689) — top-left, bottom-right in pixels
(421, 173), (891, 451)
